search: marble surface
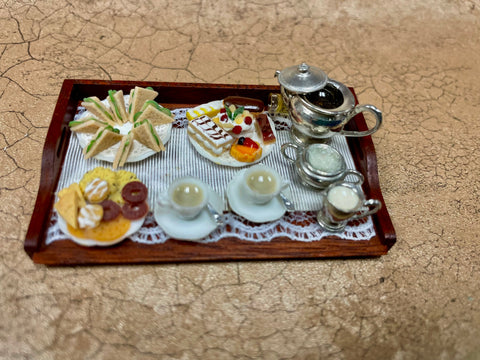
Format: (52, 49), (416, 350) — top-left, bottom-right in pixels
(1, 0), (480, 358)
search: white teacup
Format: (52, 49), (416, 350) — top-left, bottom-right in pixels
(242, 164), (288, 205)
(159, 177), (209, 220)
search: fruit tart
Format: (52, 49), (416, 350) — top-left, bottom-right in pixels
(230, 137), (262, 163)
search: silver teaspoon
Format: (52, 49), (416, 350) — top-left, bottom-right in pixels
(207, 202), (224, 226)
(278, 192), (295, 211)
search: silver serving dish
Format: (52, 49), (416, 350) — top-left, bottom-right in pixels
(281, 142), (364, 189)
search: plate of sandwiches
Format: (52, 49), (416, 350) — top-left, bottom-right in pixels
(69, 86), (174, 169)
(186, 96), (277, 167)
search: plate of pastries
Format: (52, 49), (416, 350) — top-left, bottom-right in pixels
(186, 96), (277, 167)
(54, 167), (149, 247)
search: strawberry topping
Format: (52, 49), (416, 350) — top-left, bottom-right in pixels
(232, 125), (242, 135)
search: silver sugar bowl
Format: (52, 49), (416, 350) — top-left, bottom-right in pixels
(281, 142), (364, 189)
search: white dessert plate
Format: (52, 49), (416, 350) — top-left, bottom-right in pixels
(187, 113), (277, 167)
(73, 95), (173, 163)
(57, 213), (146, 247)
(153, 186), (224, 241)
(226, 169), (290, 223)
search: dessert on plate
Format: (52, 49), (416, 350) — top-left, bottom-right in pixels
(187, 115), (235, 157)
(54, 167), (149, 246)
(186, 96), (276, 166)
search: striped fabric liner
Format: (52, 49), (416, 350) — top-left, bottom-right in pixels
(45, 108), (377, 245)
(55, 111), (358, 212)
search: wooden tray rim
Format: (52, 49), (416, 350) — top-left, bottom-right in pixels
(24, 79), (396, 265)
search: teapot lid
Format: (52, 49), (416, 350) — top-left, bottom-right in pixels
(275, 63), (328, 94)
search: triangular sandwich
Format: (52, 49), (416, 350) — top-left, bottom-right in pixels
(128, 86), (158, 122)
(81, 96), (116, 126)
(107, 90), (129, 123)
(69, 117), (108, 133)
(83, 126), (123, 159)
(113, 132), (133, 169)
(135, 102), (174, 126)
(132, 119), (164, 152)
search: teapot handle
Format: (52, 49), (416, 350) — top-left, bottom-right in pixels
(339, 104), (382, 137)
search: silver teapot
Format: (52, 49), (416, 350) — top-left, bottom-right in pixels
(275, 63), (382, 144)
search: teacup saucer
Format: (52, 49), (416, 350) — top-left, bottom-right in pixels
(153, 186), (223, 241)
(226, 169), (290, 223)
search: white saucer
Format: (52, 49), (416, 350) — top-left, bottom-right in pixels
(57, 214), (146, 247)
(226, 169), (289, 223)
(153, 186), (223, 241)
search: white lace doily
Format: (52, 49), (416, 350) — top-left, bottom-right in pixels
(45, 107), (377, 245)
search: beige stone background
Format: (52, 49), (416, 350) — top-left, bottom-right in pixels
(1, 0), (480, 359)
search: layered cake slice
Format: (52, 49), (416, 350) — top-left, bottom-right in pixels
(255, 113), (276, 145)
(188, 115), (234, 156)
(186, 100), (223, 121)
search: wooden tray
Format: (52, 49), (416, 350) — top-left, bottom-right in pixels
(24, 79), (396, 265)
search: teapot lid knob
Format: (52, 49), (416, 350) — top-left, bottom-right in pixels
(275, 62), (328, 94)
(298, 62), (309, 73)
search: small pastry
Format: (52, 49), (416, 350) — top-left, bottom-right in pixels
(84, 178), (110, 203)
(121, 181), (148, 204)
(122, 201), (149, 220)
(78, 204), (104, 229)
(231, 109), (255, 135)
(79, 167), (116, 196)
(100, 200), (121, 222)
(230, 137), (262, 163)
(214, 107), (255, 136)
(223, 96), (265, 114)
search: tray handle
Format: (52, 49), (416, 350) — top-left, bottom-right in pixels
(345, 88), (396, 248)
(24, 80), (75, 257)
